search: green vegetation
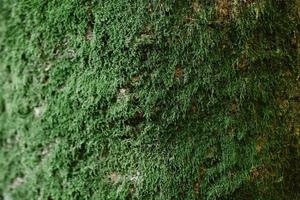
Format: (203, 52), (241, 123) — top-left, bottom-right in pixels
(0, 0), (299, 199)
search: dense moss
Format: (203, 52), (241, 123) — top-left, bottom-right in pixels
(0, 0), (299, 199)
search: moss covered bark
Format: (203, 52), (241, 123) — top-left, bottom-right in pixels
(0, 0), (299, 199)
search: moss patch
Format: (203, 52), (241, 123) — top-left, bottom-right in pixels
(0, 0), (299, 199)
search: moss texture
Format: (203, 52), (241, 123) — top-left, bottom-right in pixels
(0, 0), (299, 199)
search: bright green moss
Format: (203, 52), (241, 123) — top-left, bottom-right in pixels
(0, 0), (299, 199)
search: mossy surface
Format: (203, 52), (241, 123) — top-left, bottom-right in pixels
(0, 1), (299, 199)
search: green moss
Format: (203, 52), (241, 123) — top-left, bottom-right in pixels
(0, 0), (299, 199)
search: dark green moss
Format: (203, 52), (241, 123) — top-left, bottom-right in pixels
(0, 0), (299, 199)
